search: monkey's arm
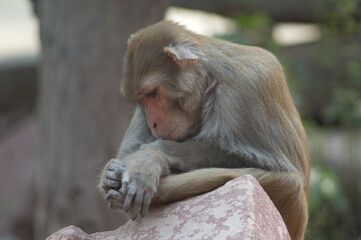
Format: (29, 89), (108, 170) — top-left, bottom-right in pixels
(102, 136), (296, 219)
(153, 168), (308, 240)
(142, 139), (238, 171)
(144, 139), (294, 172)
(117, 106), (155, 159)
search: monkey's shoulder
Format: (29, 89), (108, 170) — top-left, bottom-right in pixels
(203, 38), (280, 67)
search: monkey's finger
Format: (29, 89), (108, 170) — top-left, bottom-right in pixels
(105, 170), (122, 181)
(107, 162), (125, 172)
(109, 202), (122, 210)
(107, 198), (125, 209)
(107, 163), (116, 170)
(130, 190), (144, 220)
(101, 179), (120, 193)
(121, 173), (130, 195)
(103, 178), (122, 188)
(114, 168), (125, 179)
(107, 197), (124, 207)
(106, 189), (125, 201)
(106, 190), (123, 209)
(141, 191), (151, 218)
(123, 186), (136, 213)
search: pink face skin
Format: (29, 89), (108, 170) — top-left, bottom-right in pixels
(141, 86), (192, 140)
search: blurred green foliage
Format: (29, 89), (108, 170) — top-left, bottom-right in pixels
(215, 10), (277, 50)
(318, 0), (361, 127)
(308, 163), (353, 240)
(307, 128), (361, 240)
(302, 35), (361, 127)
(322, 0), (361, 33)
(323, 88), (361, 127)
(234, 11), (271, 30)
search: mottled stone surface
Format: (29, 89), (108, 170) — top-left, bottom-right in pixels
(47, 175), (290, 240)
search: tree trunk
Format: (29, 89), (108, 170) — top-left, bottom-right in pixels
(35, 0), (169, 239)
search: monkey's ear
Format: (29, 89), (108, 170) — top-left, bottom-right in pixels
(164, 46), (198, 67)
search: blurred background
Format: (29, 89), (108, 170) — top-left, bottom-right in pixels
(0, 0), (360, 239)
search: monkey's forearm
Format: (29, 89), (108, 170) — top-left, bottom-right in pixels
(146, 139), (241, 172)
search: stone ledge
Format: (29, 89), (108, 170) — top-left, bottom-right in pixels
(46, 175), (290, 240)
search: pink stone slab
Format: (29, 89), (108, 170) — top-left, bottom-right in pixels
(47, 175), (291, 240)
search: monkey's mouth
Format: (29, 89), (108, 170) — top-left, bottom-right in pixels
(165, 125), (180, 140)
(154, 125), (179, 140)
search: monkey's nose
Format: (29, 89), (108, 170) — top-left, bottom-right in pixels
(153, 122), (157, 128)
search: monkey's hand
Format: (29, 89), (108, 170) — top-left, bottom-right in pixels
(106, 148), (169, 220)
(99, 158), (125, 194)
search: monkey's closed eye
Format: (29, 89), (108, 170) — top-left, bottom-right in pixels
(145, 89), (157, 98)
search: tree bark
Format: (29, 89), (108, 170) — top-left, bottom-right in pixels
(35, 0), (169, 238)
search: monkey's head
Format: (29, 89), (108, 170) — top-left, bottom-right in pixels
(121, 21), (206, 141)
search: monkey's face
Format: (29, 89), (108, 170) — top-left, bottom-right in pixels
(121, 22), (205, 140)
(139, 85), (193, 140)
(121, 55), (195, 141)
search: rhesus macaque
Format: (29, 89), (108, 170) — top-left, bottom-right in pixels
(99, 20), (310, 240)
